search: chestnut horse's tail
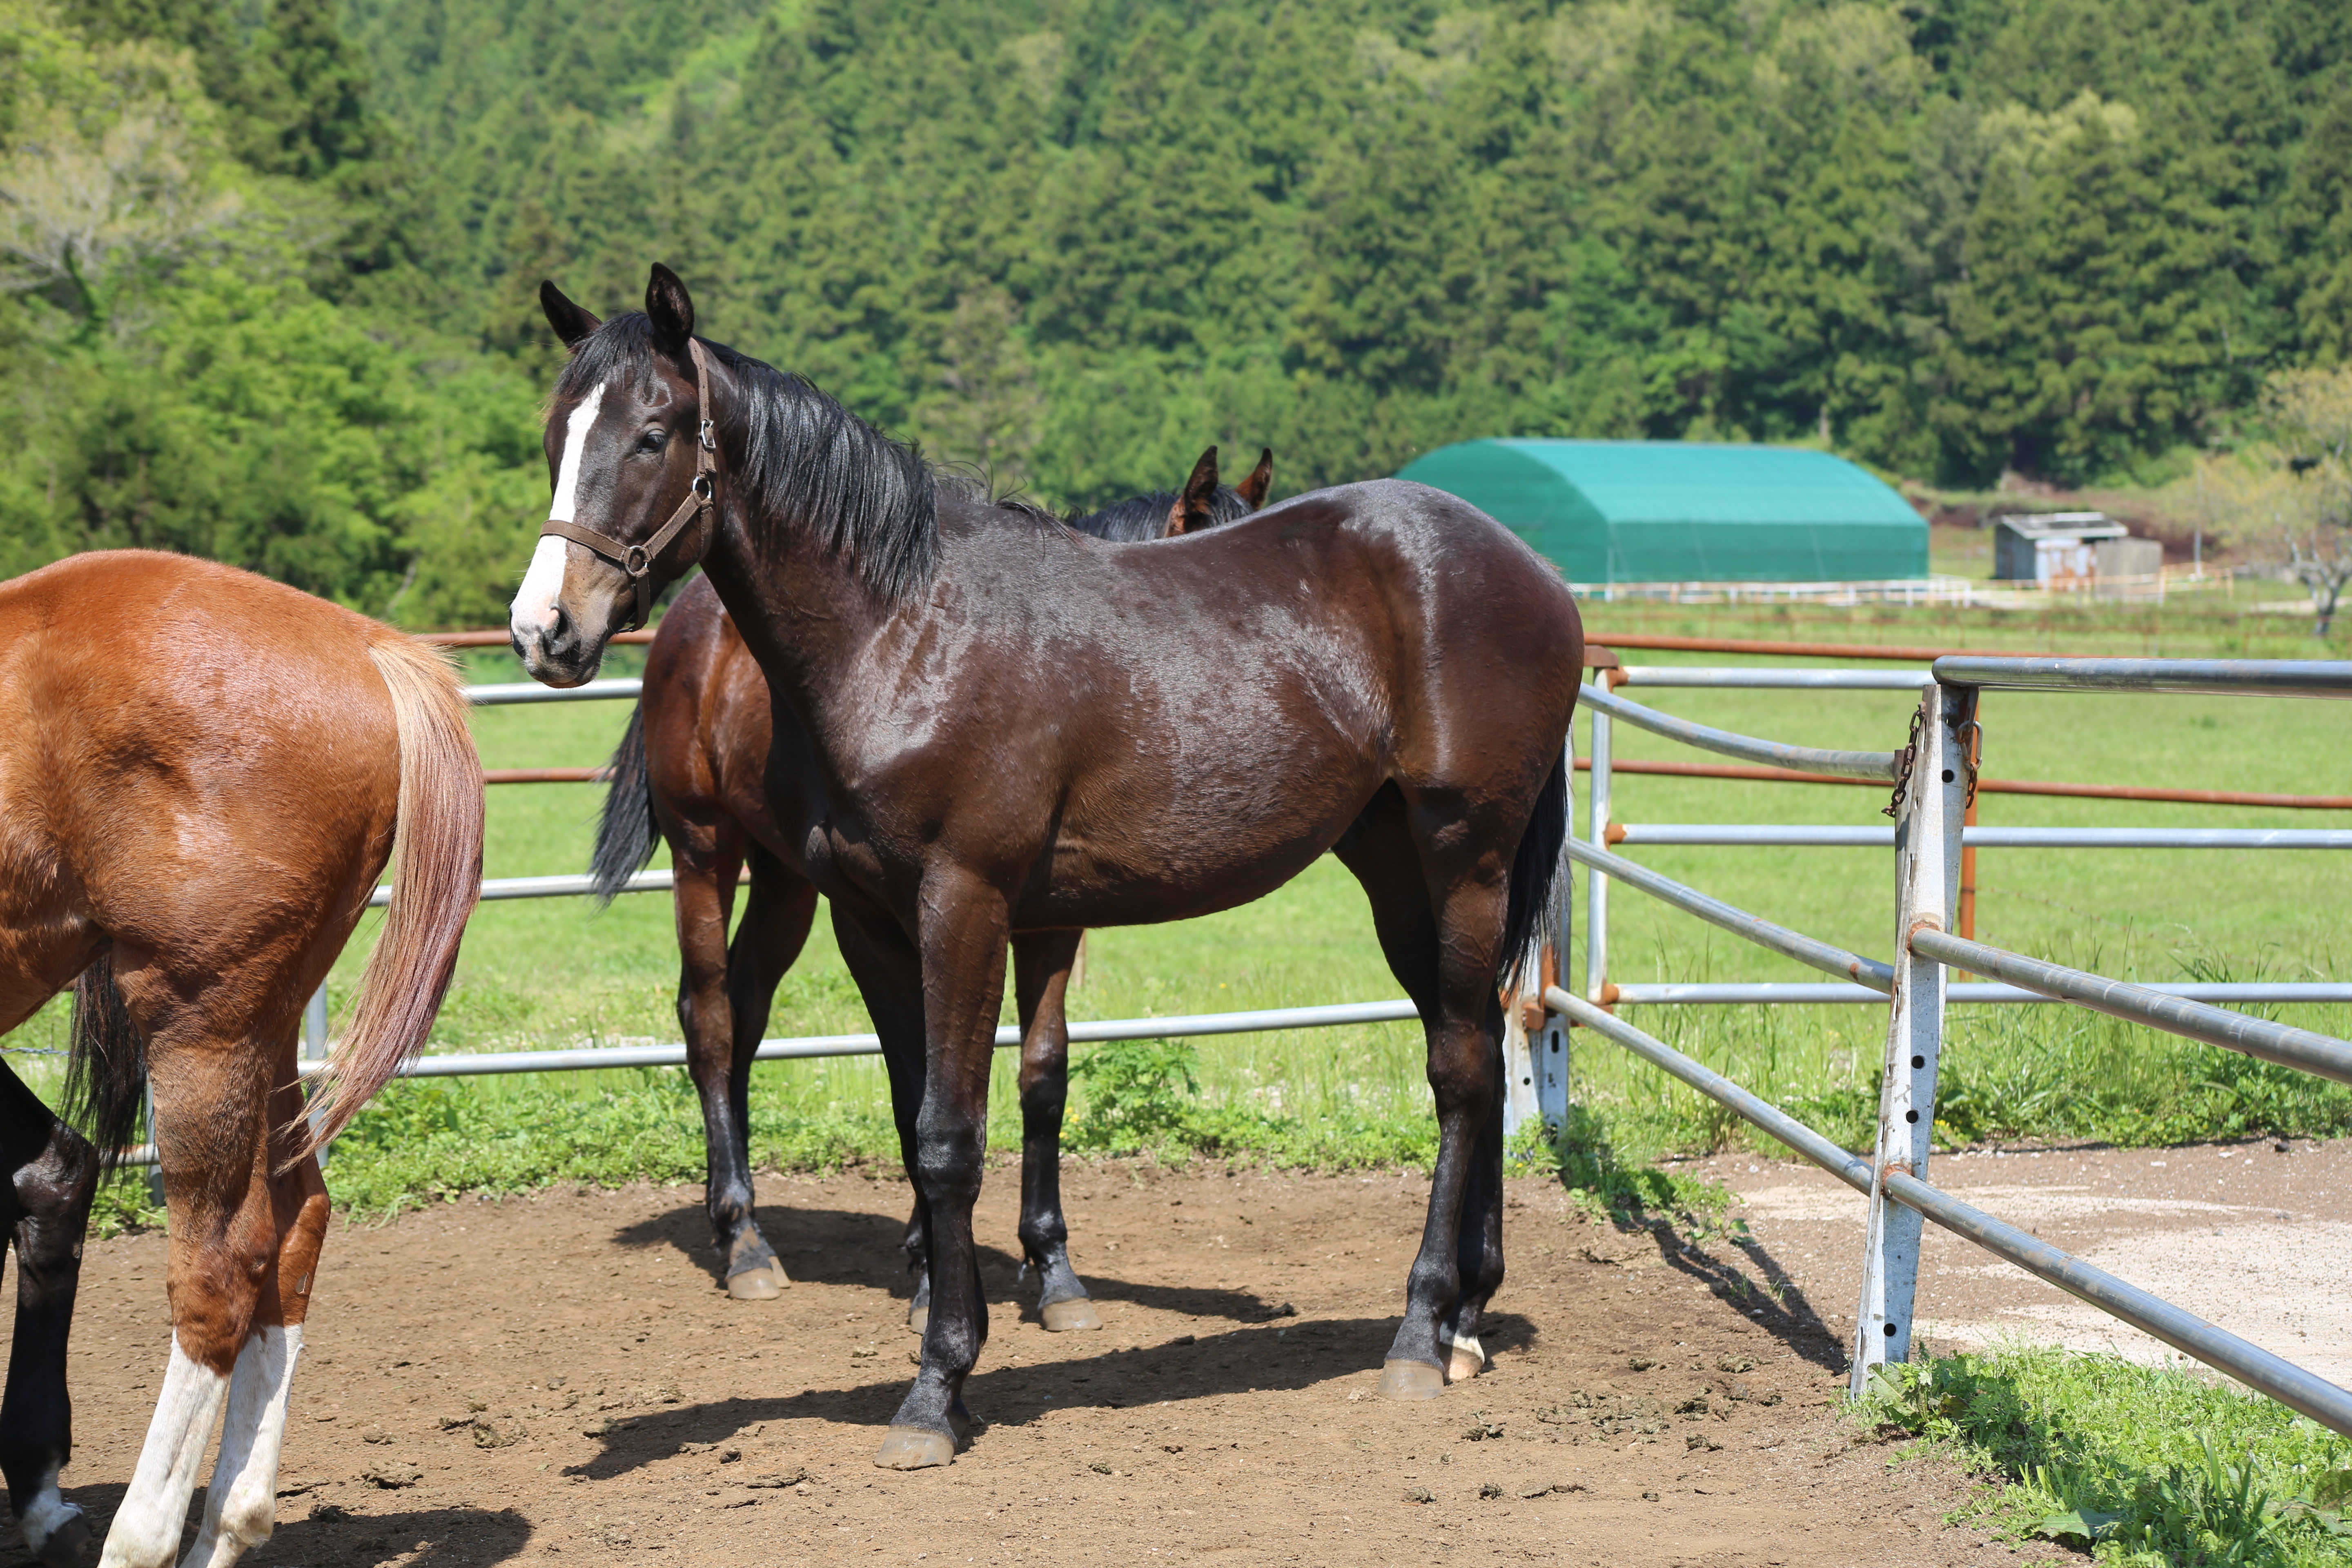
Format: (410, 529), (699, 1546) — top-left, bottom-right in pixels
(1499, 750), (1568, 994)
(296, 637), (484, 1158)
(589, 699), (658, 905)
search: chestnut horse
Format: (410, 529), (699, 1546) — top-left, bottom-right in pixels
(588, 451), (1271, 1319)
(512, 267), (1577, 1470)
(0, 551), (482, 1566)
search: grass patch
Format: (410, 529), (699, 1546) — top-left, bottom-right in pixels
(1863, 1346), (2352, 1565)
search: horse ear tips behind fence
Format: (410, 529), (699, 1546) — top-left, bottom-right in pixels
(286, 639), (486, 1165)
(588, 702), (659, 907)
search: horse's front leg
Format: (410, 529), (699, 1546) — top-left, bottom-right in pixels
(877, 872), (1008, 1470)
(1010, 930), (1097, 1331)
(0, 1067), (98, 1568)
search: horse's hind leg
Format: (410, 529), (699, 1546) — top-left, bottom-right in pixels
(180, 1059), (330, 1568)
(1010, 931), (1096, 1331)
(0, 1066), (99, 1568)
(695, 842), (816, 1301)
(1332, 785), (1510, 1400)
(102, 1027), (322, 1568)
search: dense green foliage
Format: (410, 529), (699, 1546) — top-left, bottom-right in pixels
(0, 0), (2348, 620)
(1866, 1349), (2352, 1566)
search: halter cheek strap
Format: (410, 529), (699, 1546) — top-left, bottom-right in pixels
(539, 337), (720, 633)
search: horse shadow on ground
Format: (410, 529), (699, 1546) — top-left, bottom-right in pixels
(609, 1200), (1285, 1325)
(560, 1309), (1539, 1483)
(0, 1486), (533, 1568)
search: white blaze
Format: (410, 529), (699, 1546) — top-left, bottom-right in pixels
(509, 380), (607, 636)
(547, 380), (607, 523)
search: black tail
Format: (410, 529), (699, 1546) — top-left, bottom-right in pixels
(62, 954), (145, 1173)
(590, 701), (659, 906)
(1499, 751), (1569, 994)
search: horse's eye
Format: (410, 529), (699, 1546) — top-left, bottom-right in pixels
(637, 429), (669, 454)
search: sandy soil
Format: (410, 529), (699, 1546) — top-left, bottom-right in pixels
(4, 1163), (2028, 1568)
(1695, 1134), (2352, 1383)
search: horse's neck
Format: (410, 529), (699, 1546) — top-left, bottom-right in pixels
(701, 501), (902, 742)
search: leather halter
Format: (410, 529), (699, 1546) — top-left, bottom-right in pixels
(539, 337), (719, 633)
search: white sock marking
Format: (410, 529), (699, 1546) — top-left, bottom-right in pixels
(98, 1336), (228, 1568)
(18, 1461), (77, 1553)
(509, 379), (606, 637)
(180, 1325), (303, 1568)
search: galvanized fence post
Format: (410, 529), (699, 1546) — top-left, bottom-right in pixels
(303, 982), (332, 1167)
(1507, 738), (1579, 1140)
(1852, 680), (1970, 1391)
(1585, 709), (1612, 1003)
(1536, 734), (1575, 1137)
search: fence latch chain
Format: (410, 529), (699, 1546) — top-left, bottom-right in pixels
(1955, 716), (1984, 808)
(1882, 704), (1926, 820)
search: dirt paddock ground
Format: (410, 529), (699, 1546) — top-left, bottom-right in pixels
(4, 1163), (2045, 1568)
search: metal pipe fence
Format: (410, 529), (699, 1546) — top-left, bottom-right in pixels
(322, 631), (2352, 1432)
(1543, 986), (2352, 1438)
(1540, 649), (2352, 1432)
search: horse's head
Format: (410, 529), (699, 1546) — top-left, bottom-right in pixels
(510, 265), (719, 686)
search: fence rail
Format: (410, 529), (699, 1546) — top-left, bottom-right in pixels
(1544, 986), (2352, 1438)
(407, 629), (2352, 1435)
(1612, 824), (2352, 849)
(1548, 646), (2352, 1432)
(1578, 682), (1898, 780)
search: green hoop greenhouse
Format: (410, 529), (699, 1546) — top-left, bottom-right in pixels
(1395, 439), (1929, 584)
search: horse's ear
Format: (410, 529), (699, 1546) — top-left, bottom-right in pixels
(1236, 447), (1273, 510)
(540, 281), (602, 350)
(646, 263), (697, 356)
(1165, 447), (1221, 536)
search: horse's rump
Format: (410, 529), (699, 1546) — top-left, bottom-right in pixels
(0, 552), (482, 1152)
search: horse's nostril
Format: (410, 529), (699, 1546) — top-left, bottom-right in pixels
(548, 604), (572, 648)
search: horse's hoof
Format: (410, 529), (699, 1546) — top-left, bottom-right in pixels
(1040, 1297), (1102, 1333)
(1376, 1359), (1447, 1401)
(32, 1510), (87, 1568)
(726, 1261), (787, 1301)
(1441, 1325), (1486, 1382)
(907, 1303), (929, 1336)
(875, 1425), (955, 1470)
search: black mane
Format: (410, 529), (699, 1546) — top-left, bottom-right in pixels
(559, 313), (939, 605)
(556, 314), (1248, 593)
(1068, 486), (1256, 542)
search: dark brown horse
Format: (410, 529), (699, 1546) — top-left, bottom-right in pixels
(0, 551), (482, 1566)
(511, 268), (1578, 1470)
(588, 452), (1270, 1321)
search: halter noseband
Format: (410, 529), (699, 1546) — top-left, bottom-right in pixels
(539, 337), (719, 633)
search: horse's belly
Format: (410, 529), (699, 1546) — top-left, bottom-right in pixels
(1018, 771), (1376, 930)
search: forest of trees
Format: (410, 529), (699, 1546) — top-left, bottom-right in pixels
(2, 0), (2347, 624)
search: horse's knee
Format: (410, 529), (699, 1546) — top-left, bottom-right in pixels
(909, 1127), (984, 1206)
(1017, 1071), (1067, 1125)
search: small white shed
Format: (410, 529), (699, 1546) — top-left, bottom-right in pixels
(1993, 512), (2134, 585)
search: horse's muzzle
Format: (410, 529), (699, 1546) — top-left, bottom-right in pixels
(509, 604), (602, 688)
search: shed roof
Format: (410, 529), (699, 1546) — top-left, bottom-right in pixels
(1394, 439), (1929, 584)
